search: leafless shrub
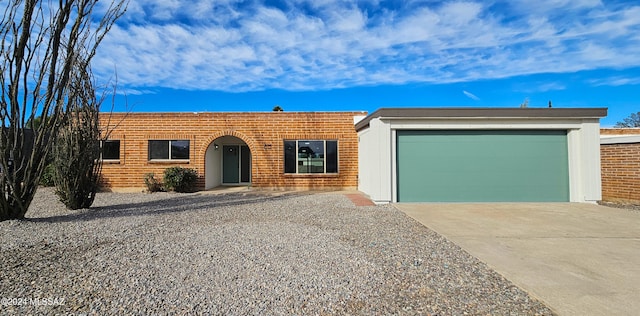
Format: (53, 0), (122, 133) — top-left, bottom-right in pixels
(0, 0), (127, 220)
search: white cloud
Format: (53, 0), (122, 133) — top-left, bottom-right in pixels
(92, 0), (640, 92)
(463, 90), (480, 100)
(537, 82), (566, 92)
(327, 7), (367, 32)
(589, 76), (640, 87)
(514, 82), (567, 93)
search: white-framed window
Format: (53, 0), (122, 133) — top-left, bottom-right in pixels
(148, 140), (190, 161)
(100, 140), (120, 161)
(284, 140), (338, 174)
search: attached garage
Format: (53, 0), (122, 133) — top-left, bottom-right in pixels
(396, 130), (569, 202)
(356, 108), (607, 204)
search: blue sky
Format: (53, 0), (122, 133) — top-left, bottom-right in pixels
(93, 0), (640, 127)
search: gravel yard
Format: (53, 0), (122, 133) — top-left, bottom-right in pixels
(1, 188), (554, 315)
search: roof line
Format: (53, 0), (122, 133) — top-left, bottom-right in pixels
(355, 107), (608, 131)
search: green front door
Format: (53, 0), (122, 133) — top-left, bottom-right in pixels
(396, 130), (570, 202)
(223, 145), (251, 184)
(222, 145), (239, 183)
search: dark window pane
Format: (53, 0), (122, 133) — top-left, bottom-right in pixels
(149, 140), (169, 160)
(326, 141), (338, 173)
(102, 140), (120, 160)
(241, 145), (250, 182)
(284, 140), (296, 173)
(171, 140), (190, 159)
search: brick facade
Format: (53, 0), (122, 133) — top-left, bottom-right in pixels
(601, 128), (640, 135)
(600, 128), (640, 204)
(99, 112), (364, 191)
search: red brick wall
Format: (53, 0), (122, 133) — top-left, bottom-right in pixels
(601, 128), (640, 135)
(600, 129), (640, 204)
(99, 112), (364, 191)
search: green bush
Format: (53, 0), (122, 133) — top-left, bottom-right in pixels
(39, 163), (56, 187)
(163, 167), (197, 193)
(143, 173), (164, 193)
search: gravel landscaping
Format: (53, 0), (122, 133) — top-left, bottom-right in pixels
(598, 200), (640, 213)
(1, 188), (555, 315)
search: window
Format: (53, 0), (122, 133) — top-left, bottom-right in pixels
(284, 140), (338, 174)
(100, 140), (120, 160)
(148, 140), (190, 160)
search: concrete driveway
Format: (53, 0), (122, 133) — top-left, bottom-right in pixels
(395, 203), (640, 316)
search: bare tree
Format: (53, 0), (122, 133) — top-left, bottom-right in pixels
(53, 68), (127, 209)
(0, 0), (127, 221)
(52, 66), (101, 209)
(615, 112), (640, 128)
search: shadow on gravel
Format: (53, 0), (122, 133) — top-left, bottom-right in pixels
(28, 192), (302, 223)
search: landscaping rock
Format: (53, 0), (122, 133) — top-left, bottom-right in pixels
(0, 188), (555, 315)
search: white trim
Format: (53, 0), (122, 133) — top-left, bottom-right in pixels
(600, 135), (640, 144)
(148, 159), (190, 163)
(390, 129), (398, 203)
(383, 118), (585, 130)
(353, 115), (366, 124)
(567, 129), (580, 202)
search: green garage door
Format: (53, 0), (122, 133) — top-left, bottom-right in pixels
(397, 130), (569, 202)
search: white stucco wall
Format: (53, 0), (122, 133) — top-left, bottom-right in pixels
(358, 119), (393, 203)
(205, 142), (222, 189)
(576, 120), (602, 202)
(358, 117), (603, 203)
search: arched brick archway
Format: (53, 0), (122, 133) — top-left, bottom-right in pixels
(199, 130), (258, 158)
(202, 131), (257, 189)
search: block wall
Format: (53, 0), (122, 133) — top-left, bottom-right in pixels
(99, 112), (364, 191)
(600, 128), (640, 204)
(601, 128), (640, 135)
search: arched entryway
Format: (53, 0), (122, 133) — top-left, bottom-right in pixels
(205, 136), (251, 189)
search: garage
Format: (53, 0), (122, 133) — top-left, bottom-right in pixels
(396, 130), (569, 202)
(356, 107), (607, 204)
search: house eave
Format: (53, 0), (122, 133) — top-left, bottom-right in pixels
(355, 107), (608, 132)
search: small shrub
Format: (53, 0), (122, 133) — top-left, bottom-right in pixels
(163, 167), (197, 193)
(39, 163), (56, 187)
(144, 173), (164, 192)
